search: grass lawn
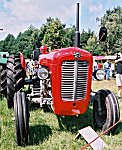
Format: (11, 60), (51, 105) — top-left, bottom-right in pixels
(0, 79), (122, 150)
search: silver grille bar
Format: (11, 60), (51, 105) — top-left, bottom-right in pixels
(61, 60), (88, 101)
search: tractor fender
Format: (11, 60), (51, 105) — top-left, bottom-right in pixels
(19, 52), (26, 71)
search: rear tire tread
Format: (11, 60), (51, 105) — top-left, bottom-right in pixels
(14, 54), (26, 92)
(0, 65), (7, 96)
(7, 55), (15, 108)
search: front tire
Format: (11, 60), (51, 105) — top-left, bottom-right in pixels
(93, 89), (120, 134)
(14, 91), (29, 146)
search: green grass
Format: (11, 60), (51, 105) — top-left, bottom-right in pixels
(0, 79), (122, 150)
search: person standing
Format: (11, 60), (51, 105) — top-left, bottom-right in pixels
(115, 52), (122, 98)
(97, 61), (102, 69)
(103, 59), (111, 80)
(111, 61), (115, 78)
(92, 59), (98, 80)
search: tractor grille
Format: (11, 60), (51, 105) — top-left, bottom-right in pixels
(61, 60), (89, 101)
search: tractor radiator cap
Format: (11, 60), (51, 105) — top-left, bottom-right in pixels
(40, 45), (47, 53)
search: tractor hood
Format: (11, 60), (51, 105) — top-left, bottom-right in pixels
(38, 47), (92, 67)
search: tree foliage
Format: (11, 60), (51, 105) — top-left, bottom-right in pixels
(97, 6), (122, 54)
(42, 17), (66, 50)
(0, 6), (121, 57)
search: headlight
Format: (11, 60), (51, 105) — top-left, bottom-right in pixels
(37, 68), (49, 79)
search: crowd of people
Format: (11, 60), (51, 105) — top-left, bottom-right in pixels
(93, 52), (122, 98)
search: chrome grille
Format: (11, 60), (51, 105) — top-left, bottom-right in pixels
(61, 60), (88, 101)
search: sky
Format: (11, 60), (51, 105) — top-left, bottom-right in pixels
(0, 0), (121, 40)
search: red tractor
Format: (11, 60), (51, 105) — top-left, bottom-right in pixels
(2, 3), (120, 146)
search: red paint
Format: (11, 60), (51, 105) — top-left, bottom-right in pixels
(19, 52), (26, 71)
(39, 47), (93, 116)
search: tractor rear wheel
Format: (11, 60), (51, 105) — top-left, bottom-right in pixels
(0, 65), (7, 96)
(14, 91), (29, 146)
(93, 89), (120, 134)
(14, 54), (26, 92)
(7, 55), (15, 108)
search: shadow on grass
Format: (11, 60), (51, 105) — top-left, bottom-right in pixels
(56, 107), (122, 136)
(113, 122), (122, 135)
(0, 94), (5, 101)
(29, 102), (53, 113)
(29, 124), (52, 145)
(56, 106), (93, 133)
(29, 102), (41, 111)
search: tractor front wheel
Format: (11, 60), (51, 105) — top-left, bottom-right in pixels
(14, 91), (29, 146)
(93, 89), (120, 134)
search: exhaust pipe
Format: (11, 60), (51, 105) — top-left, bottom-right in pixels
(74, 3), (80, 47)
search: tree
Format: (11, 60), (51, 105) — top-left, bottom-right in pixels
(14, 26), (36, 57)
(0, 40), (5, 52)
(85, 35), (97, 54)
(0, 17), (96, 56)
(97, 6), (122, 54)
(42, 17), (66, 50)
(80, 29), (94, 49)
(63, 25), (76, 47)
(2, 34), (15, 54)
